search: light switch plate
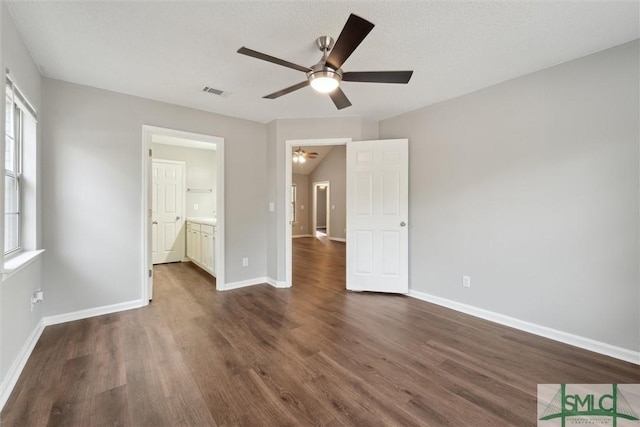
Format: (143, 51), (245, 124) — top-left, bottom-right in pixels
(462, 275), (471, 288)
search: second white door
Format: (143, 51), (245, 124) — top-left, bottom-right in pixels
(152, 160), (185, 264)
(346, 139), (409, 293)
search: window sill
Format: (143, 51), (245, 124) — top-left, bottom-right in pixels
(2, 249), (45, 281)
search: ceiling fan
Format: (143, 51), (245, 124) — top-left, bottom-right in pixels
(292, 147), (318, 163)
(237, 13), (413, 110)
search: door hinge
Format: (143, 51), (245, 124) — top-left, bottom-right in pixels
(149, 148), (152, 157)
(148, 269), (152, 278)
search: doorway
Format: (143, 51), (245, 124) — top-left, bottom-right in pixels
(285, 138), (351, 287)
(142, 125), (225, 301)
(312, 181), (330, 238)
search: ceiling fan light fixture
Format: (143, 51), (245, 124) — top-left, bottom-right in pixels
(293, 147), (308, 164)
(309, 70), (341, 93)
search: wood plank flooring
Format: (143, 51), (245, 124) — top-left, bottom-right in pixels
(2, 236), (639, 426)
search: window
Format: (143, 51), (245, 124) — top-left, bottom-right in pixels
(5, 83), (21, 254)
(4, 77), (36, 256)
(291, 184), (297, 223)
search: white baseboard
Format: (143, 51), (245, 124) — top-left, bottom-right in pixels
(43, 299), (146, 326)
(266, 277), (288, 288)
(222, 277), (269, 291)
(329, 237), (346, 243)
(292, 234), (313, 239)
(221, 277), (289, 291)
(0, 319), (45, 410)
(408, 290), (640, 365)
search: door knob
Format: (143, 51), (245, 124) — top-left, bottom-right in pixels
(400, 221), (406, 227)
(175, 216), (181, 221)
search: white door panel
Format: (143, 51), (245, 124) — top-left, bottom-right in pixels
(151, 224), (158, 253)
(347, 139), (408, 293)
(152, 160), (185, 264)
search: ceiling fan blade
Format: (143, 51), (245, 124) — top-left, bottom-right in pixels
(306, 152), (318, 158)
(329, 87), (352, 110)
(342, 71), (413, 84)
(325, 14), (374, 70)
(238, 47), (311, 73)
(263, 81), (310, 99)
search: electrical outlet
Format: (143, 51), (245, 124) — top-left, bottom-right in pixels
(242, 258), (249, 267)
(30, 289), (44, 312)
(194, 203), (199, 211)
(462, 275), (471, 288)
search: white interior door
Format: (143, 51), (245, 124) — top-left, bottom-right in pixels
(152, 160), (185, 264)
(346, 139), (408, 293)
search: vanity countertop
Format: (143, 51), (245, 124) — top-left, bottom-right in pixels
(186, 217), (216, 226)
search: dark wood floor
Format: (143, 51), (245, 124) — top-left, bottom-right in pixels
(2, 237), (639, 426)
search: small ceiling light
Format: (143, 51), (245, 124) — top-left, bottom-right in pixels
(299, 156), (306, 163)
(308, 69), (341, 93)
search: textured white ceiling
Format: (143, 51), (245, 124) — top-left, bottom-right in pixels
(6, 1), (639, 123)
(292, 145), (334, 175)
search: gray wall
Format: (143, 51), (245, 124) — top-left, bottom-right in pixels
(380, 40), (639, 352)
(266, 117), (378, 281)
(292, 173), (309, 236)
(1, 2), (44, 394)
(152, 143), (217, 218)
(42, 78), (268, 316)
(309, 146), (346, 239)
(266, 121), (277, 279)
(316, 187), (326, 228)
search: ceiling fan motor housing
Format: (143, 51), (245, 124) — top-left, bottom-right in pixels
(307, 36), (342, 93)
(307, 63), (343, 84)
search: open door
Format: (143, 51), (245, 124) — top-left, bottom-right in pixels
(346, 139), (408, 293)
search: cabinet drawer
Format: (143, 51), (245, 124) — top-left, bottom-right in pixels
(190, 222), (201, 232)
(201, 224), (214, 235)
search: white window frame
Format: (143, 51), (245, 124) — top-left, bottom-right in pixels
(4, 76), (36, 258)
(5, 79), (22, 256)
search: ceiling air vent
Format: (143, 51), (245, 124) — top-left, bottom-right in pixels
(202, 86), (231, 97)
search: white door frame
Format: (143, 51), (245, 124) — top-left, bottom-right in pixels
(151, 159), (186, 265)
(142, 125), (225, 302)
(285, 138), (350, 288)
(312, 181), (330, 238)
